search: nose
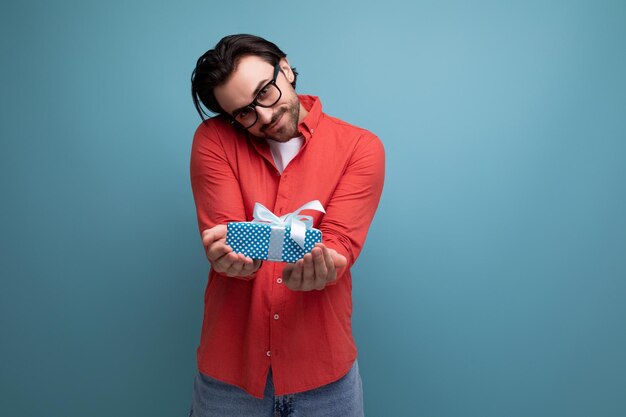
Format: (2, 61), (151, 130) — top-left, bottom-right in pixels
(255, 106), (273, 125)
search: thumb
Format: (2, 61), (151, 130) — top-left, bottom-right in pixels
(201, 224), (227, 246)
(329, 249), (348, 269)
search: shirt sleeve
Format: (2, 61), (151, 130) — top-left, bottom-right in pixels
(318, 132), (385, 278)
(190, 122), (247, 237)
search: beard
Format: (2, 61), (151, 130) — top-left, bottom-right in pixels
(260, 95), (300, 142)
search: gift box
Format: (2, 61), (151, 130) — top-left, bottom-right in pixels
(226, 200), (324, 263)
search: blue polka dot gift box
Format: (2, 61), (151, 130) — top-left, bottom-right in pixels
(226, 200), (325, 263)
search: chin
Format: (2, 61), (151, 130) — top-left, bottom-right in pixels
(269, 120), (298, 141)
(271, 135), (293, 143)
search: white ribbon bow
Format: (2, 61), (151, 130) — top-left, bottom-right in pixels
(252, 200), (325, 249)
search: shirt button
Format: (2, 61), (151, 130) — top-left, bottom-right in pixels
(274, 314), (280, 320)
(266, 350), (271, 357)
(277, 278), (283, 284)
(311, 128), (315, 134)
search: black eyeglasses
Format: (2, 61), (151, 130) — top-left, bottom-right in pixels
(230, 64), (282, 129)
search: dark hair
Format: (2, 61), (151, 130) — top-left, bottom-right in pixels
(191, 34), (298, 122)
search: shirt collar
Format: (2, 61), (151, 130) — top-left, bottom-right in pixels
(297, 95), (323, 140)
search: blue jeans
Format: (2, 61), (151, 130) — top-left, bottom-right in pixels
(189, 360), (364, 417)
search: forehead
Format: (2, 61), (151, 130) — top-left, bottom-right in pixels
(214, 55), (274, 114)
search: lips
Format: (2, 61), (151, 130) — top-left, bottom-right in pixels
(266, 111), (284, 133)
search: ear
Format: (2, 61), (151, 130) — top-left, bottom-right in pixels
(279, 58), (295, 84)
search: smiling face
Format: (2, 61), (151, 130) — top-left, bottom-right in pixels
(213, 55), (307, 142)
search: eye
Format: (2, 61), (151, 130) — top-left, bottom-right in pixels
(257, 86), (270, 98)
(238, 109), (250, 118)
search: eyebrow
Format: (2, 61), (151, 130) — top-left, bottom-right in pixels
(232, 77), (271, 115)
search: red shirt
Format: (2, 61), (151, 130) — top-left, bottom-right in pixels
(190, 95), (385, 398)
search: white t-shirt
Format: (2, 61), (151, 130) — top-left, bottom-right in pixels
(266, 136), (304, 174)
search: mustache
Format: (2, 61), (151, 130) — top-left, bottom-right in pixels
(260, 108), (285, 132)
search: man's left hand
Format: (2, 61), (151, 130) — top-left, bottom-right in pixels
(282, 243), (347, 291)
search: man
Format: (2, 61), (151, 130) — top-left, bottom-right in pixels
(189, 34), (384, 416)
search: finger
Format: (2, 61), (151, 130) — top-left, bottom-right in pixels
(284, 259), (304, 290)
(329, 248), (347, 269)
(302, 253), (315, 280)
(201, 224), (227, 244)
(210, 252), (234, 273)
(213, 250), (239, 273)
(239, 257), (257, 276)
(311, 247), (328, 289)
(223, 252), (246, 276)
(224, 254), (259, 279)
(283, 263), (295, 276)
(225, 264), (243, 277)
(202, 225), (227, 247)
(300, 253), (315, 291)
(252, 259), (263, 272)
(323, 245), (337, 283)
(207, 242), (231, 263)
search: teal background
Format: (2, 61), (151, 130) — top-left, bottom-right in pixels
(1, 0), (625, 416)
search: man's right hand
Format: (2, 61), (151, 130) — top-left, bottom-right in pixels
(201, 224), (262, 279)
